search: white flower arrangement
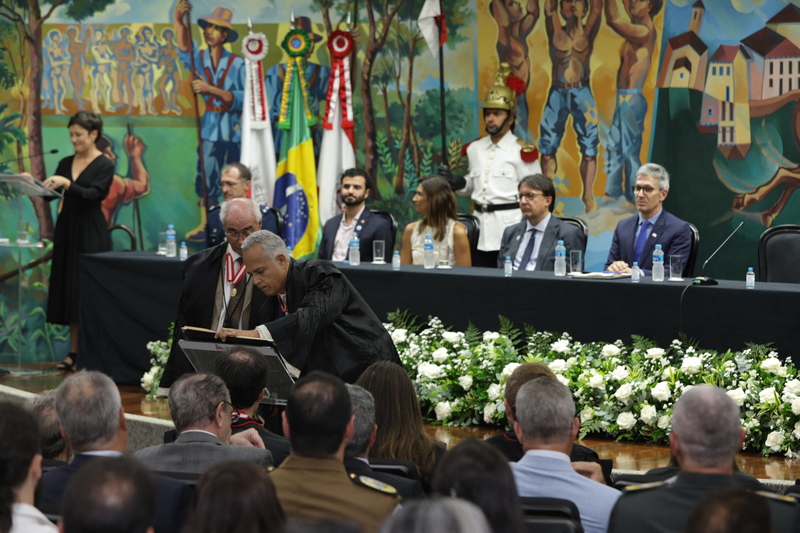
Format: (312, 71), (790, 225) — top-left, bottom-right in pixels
(387, 314), (800, 458)
(141, 337), (172, 399)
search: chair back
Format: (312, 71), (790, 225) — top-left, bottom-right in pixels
(109, 224), (136, 250)
(369, 458), (420, 481)
(457, 213), (481, 258)
(758, 224), (800, 283)
(556, 216), (588, 254)
(267, 207), (283, 236)
(370, 210), (398, 251)
(520, 497), (581, 521)
(525, 516), (584, 533)
(685, 223), (700, 277)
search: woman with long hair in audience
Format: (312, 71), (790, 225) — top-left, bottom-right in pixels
(380, 498), (491, 533)
(181, 460), (285, 533)
(401, 175), (472, 266)
(355, 361), (446, 491)
(433, 439), (525, 533)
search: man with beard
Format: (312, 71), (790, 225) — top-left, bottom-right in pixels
(319, 168), (393, 263)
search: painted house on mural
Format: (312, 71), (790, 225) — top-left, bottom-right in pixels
(740, 4), (800, 100)
(657, 1), (708, 90)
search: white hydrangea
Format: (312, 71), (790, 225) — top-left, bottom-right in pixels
(616, 412), (637, 430)
(759, 387), (778, 405)
(680, 357), (703, 374)
(501, 363), (521, 380)
(483, 331), (500, 342)
(611, 366), (629, 381)
(765, 430), (785, 452)
(548, 359), (568, 373)
(614, 383), (633, 403)
(458, 375), (473, 391)
(391, 329), (407, 344)
(550, 339), (570, 353)
(646, 348), (665, 359)
(483, 402), (497, 423)
(602, 344), (621, 357)
(579, 408), (594, 422)
(726, 388), (747, 407)
(487, 383), (504, 401)
(432, 347), (449, 363)
(761, 358), (783, 375)
(657, 415), (671, 429)
(442, 331), (463, 343)
(417, 362), (446, 380)
(651, 382), (671, 402)
(640, 405), (657, 425)
(434, 401), (452, 421)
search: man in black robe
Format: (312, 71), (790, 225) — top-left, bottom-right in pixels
(216, 230), (400, 382)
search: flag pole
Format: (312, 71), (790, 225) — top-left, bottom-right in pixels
(437, 0), (448, 168)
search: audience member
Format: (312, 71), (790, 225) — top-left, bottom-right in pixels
(686, 488), (772, 533)
(60, 457), (156, 533)
(40, 371), (191, 533)
(355, 361), (446, 491)
(214, 345), (291, 465)
(270, 371), (399, 533)
(645, 452), (762, 489)
(135, 373), (272, 474)
(608, 385), (797, 533)
(401, 175), (471, 266)
(180, 460), (285, 533)
(511, 377), (620, 533)
(379, 498), (492, 533)
(345, 383), (426, 501)
(27, 391), (71, 467)
(0, 401), (56, 533)
(319, 168), (393, 262)
(432, 439), (524, 533)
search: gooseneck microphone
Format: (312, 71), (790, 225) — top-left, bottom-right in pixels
(693, 220), (744, 286)
(0, 149), (59, 168)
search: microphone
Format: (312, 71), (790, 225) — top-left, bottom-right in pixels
(0, 149), (59, 167)
(693, 220), (744, 286)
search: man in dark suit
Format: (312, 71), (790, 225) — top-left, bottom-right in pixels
(40, 371), (191, 533)
(497, 173), (584, 271)
(216, 230), (400, 383)
(605, 163), (692, 276)
(214, 345), (291, 465)
(319, 168), (393, 263)
(135, 373), (273, 474)
(160, 197), (268, 393)
(345, 383), (425, 501)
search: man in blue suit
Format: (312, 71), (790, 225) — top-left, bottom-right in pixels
(497, 173), (584, 271)
(319, 169), (393, 263)
(605, 163), (691, 276)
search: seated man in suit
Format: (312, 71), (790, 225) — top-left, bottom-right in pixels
(206, 162), (280, 248)
(135, 373), (273, 474)
(40, 371), (191, 533)
(497, 174), (583, 271)
(28, 390), (72, 468)
(605, 163), (691, 276)
(213, 345), (291, 465)
(345, 383), (425, 501)
(319, 168), (393, 262)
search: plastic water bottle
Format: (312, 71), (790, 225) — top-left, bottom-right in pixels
(179, 242), (188, 261)
(554, 240), (566, 277)
(504, 256), (513, 277)
(631, 261), (640, 283)
(423, 234), (435, 269)
(746, 267), (755, 289)
(165, 224), (177, 258)
(392, 250), (401, 271)
(348, 234), (361, 266)
(652, 244), (664, 281)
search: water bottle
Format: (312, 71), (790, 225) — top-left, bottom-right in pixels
(179, 242), (188, 261)
(652, 244), (664, 281)
(392, 250), (401, 271)
(165, 224), (177, 258)
(554, 240), (566, 277)
(423, 234), (435, 269)
(746, 267), (755, 289)
(348, 234), (361, 266)
(504, 256), (512, 277)
(631, 261), (640, 283)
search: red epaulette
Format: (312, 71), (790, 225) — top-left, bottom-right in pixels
(521, 146), (539, 163)
(461, 137), (480, 157)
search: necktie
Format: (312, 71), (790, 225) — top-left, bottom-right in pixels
(634, 220), (651, 264)
(518, 228), (537, 270)
(225, 258), (246, 329)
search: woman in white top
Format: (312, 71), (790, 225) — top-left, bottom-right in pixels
(401, 175), (472, 266)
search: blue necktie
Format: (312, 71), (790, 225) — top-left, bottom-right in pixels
(518, 229), (537, 270)
(634, 220), (650, 264)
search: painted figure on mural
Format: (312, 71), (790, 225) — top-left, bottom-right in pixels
(89, 28), (116, 113)
(157, 28), (182, 115)
(602, 0), (662, 207)
(47, 30), (70, 114)
(114, 27), (136, 115)
(99, 132), (151, 226)
(134, 26), (159, 116)
(173, 1), (245, 241)
(540, 0), (602, 213)
(42, 32), (56, 111)
(66, 27), (90, 111)
(490, 0), (540, 143)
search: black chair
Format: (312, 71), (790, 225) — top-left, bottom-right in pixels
(370, 209), (398, 251)
(267, 206), (283, 236)
(524, 516), (584, 533)
(520, 497), (581, 521)
(109, 224), (136, 250)
(758, 224), (800, 283)
(556, 215), (589, 255)
(369, 458), (420, 481)
(685, 222), (700, 277)
(44, 513), (61, 525)
(457, 213), (481, 259)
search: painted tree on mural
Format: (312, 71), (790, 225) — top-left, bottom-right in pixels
(0, 0), (113, 239)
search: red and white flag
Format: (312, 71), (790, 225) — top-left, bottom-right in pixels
(418, 0), (447, 59)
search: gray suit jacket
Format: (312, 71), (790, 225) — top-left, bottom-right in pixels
(497, 216), (584, 271)
(134, 430), (273, 475)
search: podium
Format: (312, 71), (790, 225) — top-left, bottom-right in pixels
(0, 174), (61, 374)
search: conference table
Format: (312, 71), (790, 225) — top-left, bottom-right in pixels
(79, 251), (800, 385)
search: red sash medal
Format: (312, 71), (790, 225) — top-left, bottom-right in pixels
(226, 253), (247, 296)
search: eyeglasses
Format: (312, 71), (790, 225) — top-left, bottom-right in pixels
(220, 400), (235, 413)
(632, 185), (659, 195)
(517, 192), (546, 202)
(225, 228), (255, 240)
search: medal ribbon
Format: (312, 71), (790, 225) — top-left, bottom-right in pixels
(225, 253), (247, 285)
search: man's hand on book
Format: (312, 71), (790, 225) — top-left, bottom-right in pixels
(215, 327), (260, 341)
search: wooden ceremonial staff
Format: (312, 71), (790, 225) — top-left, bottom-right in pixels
(437, 0), (448, 168)
(185, 4), (210, 212)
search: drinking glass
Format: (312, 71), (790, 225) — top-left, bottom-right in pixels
(569, 250), (583, 274)
(372, 240), (386, 264)
(157, 232), (167, 255)
(16, 220), (28, 243)
(669, 255), (684, 280)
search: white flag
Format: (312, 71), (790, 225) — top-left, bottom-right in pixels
(418, 0), (447, 59)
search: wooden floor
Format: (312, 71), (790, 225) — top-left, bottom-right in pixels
(4, 368), (800, 481)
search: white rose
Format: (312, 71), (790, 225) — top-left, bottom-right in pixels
(614, 383), (633, 403)
(726, 387), (747, 407)
(391, 329), (407, 344)
(487, 383), (504, 401)
(794, 421), (800, 440)
(588, 372), (606, 390)
(646, 348), (665, 359)
(458, 375), (473, 391)
(442, 331), (462, 343)
(761, 357), (783, 374)
(786, 380), (800, 396)
(141, 370), (154, 389)
(616, 412), (637, 430)
(640, 405), (658, 425)
(759, 387), (778, 405)
(611, 366), (629, 381)
(602, 344), (621, 357)
(551, 339), (570, 353)
(548, 359), (568, 373)
(418, 362), (445, 380)
(765, 430), (785, 452)
(680, 356), (703, 374)
(434, 401), (452, 421)
(556, 374), (570, 386)
(501, 363), (521, 380)
(651, 382), (672, 402)
(792, 398), (800, 416)
(657, 415), (671, 429)
(661, 367), (674, 380)
(579, 408), (594, 422)
(566, 357), (578, 368)
(483, 331), (500, 342)
(483, 402), (497, 423)
(432, 347), (449, 363)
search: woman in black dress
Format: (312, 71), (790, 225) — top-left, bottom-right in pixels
(37, 112), (114, 370)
